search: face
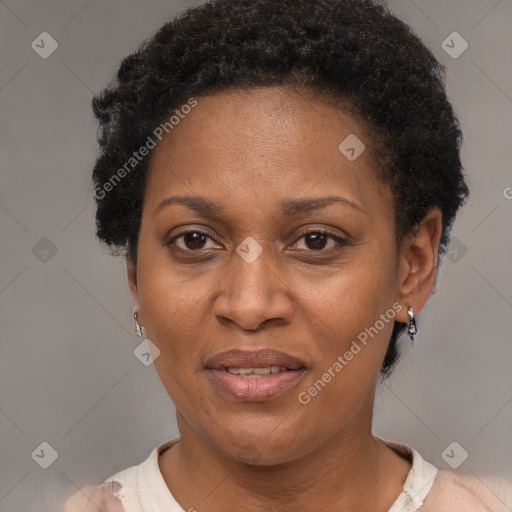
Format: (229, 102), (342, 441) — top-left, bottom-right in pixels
(128, 86), (423, 465)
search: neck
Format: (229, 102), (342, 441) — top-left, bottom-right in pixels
(159, 413), (408, 511)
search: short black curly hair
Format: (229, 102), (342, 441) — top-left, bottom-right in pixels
(91, 0), (469, 379)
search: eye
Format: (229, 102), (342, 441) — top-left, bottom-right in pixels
(165, 227), (349, 254)
(167, 229), (219, 251)
(290, 229), (348, 252)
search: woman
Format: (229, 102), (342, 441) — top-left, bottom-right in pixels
(62, 0), (510, 510)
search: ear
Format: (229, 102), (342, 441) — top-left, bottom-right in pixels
(394, 207), (442, 323)
(126, 256), (143, 324)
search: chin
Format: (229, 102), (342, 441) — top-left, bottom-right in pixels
(206, 424), (313, 467)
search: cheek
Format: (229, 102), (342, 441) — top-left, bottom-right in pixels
(136, 236), (204, 324)
(135, 257), (199, 359)
(297, 277), (396, 424)
(313, 256), (395, 341)
(138, 272), (207, 407)
(301, 258), (398, 408)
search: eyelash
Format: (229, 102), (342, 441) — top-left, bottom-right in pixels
(165, 228), (349, 254)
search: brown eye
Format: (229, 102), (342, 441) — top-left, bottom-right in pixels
(181, 232), (208, 250)
(303, 232), (330, 250)
(291, 229), (348, 252)
(167, 230), (217, 251)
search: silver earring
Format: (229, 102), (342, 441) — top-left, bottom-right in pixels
(407, 306), (417, 342)
(133, 311), (144, 338)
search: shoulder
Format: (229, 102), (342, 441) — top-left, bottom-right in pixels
(60, 465), (141, 512)
(60, 437), (179, 512)
(422, 470), (512, 512)
(376, 436), (512, 512)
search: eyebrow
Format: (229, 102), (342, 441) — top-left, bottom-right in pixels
(153, 194), (366, 218)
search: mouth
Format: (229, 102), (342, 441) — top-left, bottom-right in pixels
(224, 366), (293, 377)
(205, 349), (307, 402)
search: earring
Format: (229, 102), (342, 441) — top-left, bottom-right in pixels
(407, 306), (417, 342)
(133, 311), (144, 339)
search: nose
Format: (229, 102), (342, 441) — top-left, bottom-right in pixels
(212, 241), (294, 331)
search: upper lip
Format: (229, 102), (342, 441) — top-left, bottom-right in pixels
(205, 349), (306, 370)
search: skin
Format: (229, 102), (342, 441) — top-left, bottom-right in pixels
(127, 86), (442, 512)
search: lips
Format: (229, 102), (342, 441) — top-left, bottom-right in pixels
(205, 349), (307, 402)
(205, 348), (306, 371)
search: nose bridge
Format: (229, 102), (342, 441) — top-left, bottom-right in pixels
(213, 234), (292, 330)
(230, 235), (276, 300)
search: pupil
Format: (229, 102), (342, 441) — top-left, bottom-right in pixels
(306, 233), (327, 250)
(185, 232), (206, 249)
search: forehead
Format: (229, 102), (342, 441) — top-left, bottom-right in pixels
(145, 86), (391, 221)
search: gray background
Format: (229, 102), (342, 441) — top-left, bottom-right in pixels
(0, 0), (511, 510)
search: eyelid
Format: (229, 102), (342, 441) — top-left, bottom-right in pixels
(165, 227), (219, 248)
(289, 227), (350, 252)
(165, 225), (351, 251)
(293, 225), (350, 242)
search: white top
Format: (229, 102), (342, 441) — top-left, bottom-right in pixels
(64, 436), (512, 511)
(101, 436), (438, 512)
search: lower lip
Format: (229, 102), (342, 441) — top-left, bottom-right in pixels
(206, 369), (306, 402)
